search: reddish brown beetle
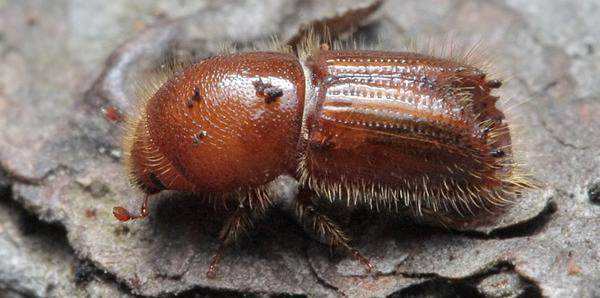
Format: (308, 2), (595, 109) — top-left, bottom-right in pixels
(113, 42), (532, 276)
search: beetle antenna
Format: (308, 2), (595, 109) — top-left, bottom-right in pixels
(113, 194), (151, 222)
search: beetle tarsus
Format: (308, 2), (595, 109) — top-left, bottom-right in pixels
(351, 249), (374, 272)
(206, 200), (267, 277)
(206, 246), (224, 278)
(295, 188), (374, 271)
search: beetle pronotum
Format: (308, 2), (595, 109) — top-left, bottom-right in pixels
(112, 35), (533, 276)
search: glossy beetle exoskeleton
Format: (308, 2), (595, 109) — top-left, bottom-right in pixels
(113, 45), (533, 276)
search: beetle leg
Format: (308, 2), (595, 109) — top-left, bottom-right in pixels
(295, 188), (373, 272)
(207, 202), (265, 277)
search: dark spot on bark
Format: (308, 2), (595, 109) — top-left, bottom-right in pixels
(74, 259), (100, 284)
(84, 208), (96, 219)
(113, 225), (129, 236)
(17, 205), (62, 235)
(192, 130), (208, 145)
(25, 15), (37, 26)
(588, 181), (600, 205)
